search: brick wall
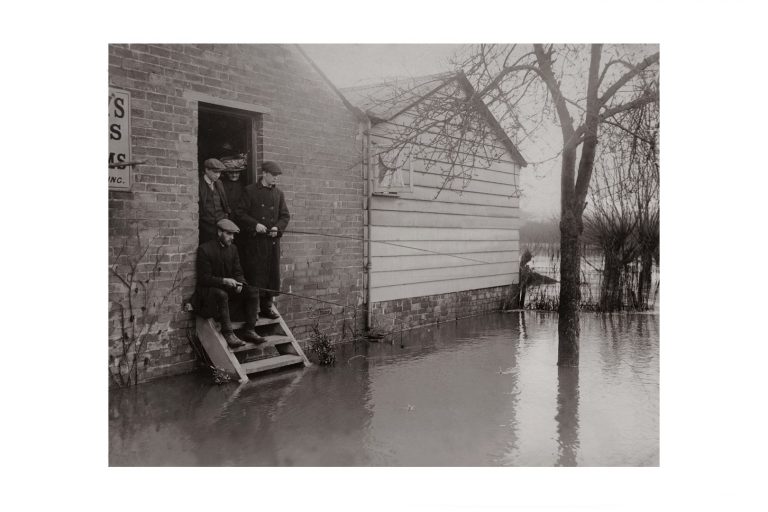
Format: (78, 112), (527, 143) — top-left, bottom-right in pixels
(370, 284), (519, 333)
(108, 44), (364, 384)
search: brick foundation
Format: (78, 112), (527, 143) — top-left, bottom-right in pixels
(370, 285), (519, 333)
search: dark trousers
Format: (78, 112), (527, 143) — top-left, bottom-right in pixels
(260, 290), (274, 312)
(208, 285), (260, 333)
(199, 222), (217, 245)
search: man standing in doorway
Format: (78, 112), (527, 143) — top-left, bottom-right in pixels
(198, 158), (231, 244)
(195, 219), (267, 347)
(237, 161), (290, 319)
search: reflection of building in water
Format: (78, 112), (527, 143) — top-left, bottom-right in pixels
(109, 312), (658, 466)
(364, 314), (522, 466)
(109, 362), (375, 466)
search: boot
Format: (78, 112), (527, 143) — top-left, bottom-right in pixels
(240, 327), (267, 344)
(224, 332), (245, 348)
(260, 308), (280, 319)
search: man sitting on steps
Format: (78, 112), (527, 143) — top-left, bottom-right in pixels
(195, 219), (267, 348)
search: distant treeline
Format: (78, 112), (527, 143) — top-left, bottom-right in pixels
(520, 217), (560, 245)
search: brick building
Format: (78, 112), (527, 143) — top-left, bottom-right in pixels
(108, 44), (522, 385)
(108, 44), (364, 383)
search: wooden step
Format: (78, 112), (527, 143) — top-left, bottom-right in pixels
(195, 317), (248, 383)
(241, 354), (304, 374)
(231, 335), (293, 353)
(230, 317), (281, 330)
(196, 305), (309, 383)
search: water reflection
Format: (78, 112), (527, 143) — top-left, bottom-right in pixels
(555, 366), (580, 466)
(110, 311), (658, 466)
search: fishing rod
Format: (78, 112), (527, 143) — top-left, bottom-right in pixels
(259, 285), (425, 342)
(283, 229), (496, 265)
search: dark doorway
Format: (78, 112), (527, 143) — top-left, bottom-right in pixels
(198, 103), (262, 186)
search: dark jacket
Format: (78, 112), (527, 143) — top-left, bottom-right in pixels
(194, 239), (247, 317)
(221, 178), (247, 261)
(221, 179), (245, 218)
(236, 181), (290, 291)
(198, 178), (231, 243)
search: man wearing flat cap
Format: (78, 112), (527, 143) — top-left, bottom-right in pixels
(236, 161), (290, 319)
(195, 219), (266, 347)
(198, 158), (231, 244)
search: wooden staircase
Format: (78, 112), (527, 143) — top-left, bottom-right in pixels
(195, 306), (310, 383)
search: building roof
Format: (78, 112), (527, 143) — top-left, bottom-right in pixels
(339, 73), (455, 123)
(341, 73), (527, 167)
(296, 47), (527, 167)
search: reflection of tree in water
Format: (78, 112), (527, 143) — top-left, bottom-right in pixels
(555, 366), (580, 467)
(518, 310), (528, 341)
(598, 314), (625, 382)
(595, 314), (657, 385)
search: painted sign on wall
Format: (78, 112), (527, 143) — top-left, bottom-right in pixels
(109, 87), (132, 190)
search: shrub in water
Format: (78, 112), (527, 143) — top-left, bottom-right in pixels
(308, 326), (336, 366)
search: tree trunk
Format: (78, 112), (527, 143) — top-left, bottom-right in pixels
(638, 252), (653, 309)
(600, 250), (623, 311)
(558, 206), (582, 367)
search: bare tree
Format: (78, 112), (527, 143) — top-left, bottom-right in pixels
(586, 102), (660, 310)
(109, 227), (186, 386)
(365, 44), (659, 366)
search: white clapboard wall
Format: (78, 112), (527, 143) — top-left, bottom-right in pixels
(369, 117), (521, 303)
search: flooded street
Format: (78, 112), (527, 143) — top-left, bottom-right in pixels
(109, 311), (658, 466)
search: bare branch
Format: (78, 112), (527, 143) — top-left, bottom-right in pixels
(598, 52), (659, 106)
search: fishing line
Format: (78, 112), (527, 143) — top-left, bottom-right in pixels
(283, 229), (498, 265)
(261, 283), (501, 342)
(245, 229), (518, 337)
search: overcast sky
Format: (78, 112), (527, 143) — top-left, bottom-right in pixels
(302, 44), (560, 220)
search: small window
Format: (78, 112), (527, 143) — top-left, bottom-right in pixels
(373, 143), (413, 195)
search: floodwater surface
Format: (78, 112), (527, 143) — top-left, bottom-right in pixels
(109, 311), (659, 466)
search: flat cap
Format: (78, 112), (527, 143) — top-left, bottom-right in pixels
(262, 161), (282, 175)
(204, 158), (226, 171)
(216, 218), (240, 233)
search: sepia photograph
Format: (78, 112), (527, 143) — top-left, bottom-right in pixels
(5, 2), (766, 511)
(107, 43), (660, 467)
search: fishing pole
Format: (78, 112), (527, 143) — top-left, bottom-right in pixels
(283, 229), (497, 265)
(259, 285), (433, 341)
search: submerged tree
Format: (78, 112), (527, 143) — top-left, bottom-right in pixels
(362, 44), (659, 366)
(586, 102), (659, 311)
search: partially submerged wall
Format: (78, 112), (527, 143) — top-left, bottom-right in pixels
(370, 285), (517, 333)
